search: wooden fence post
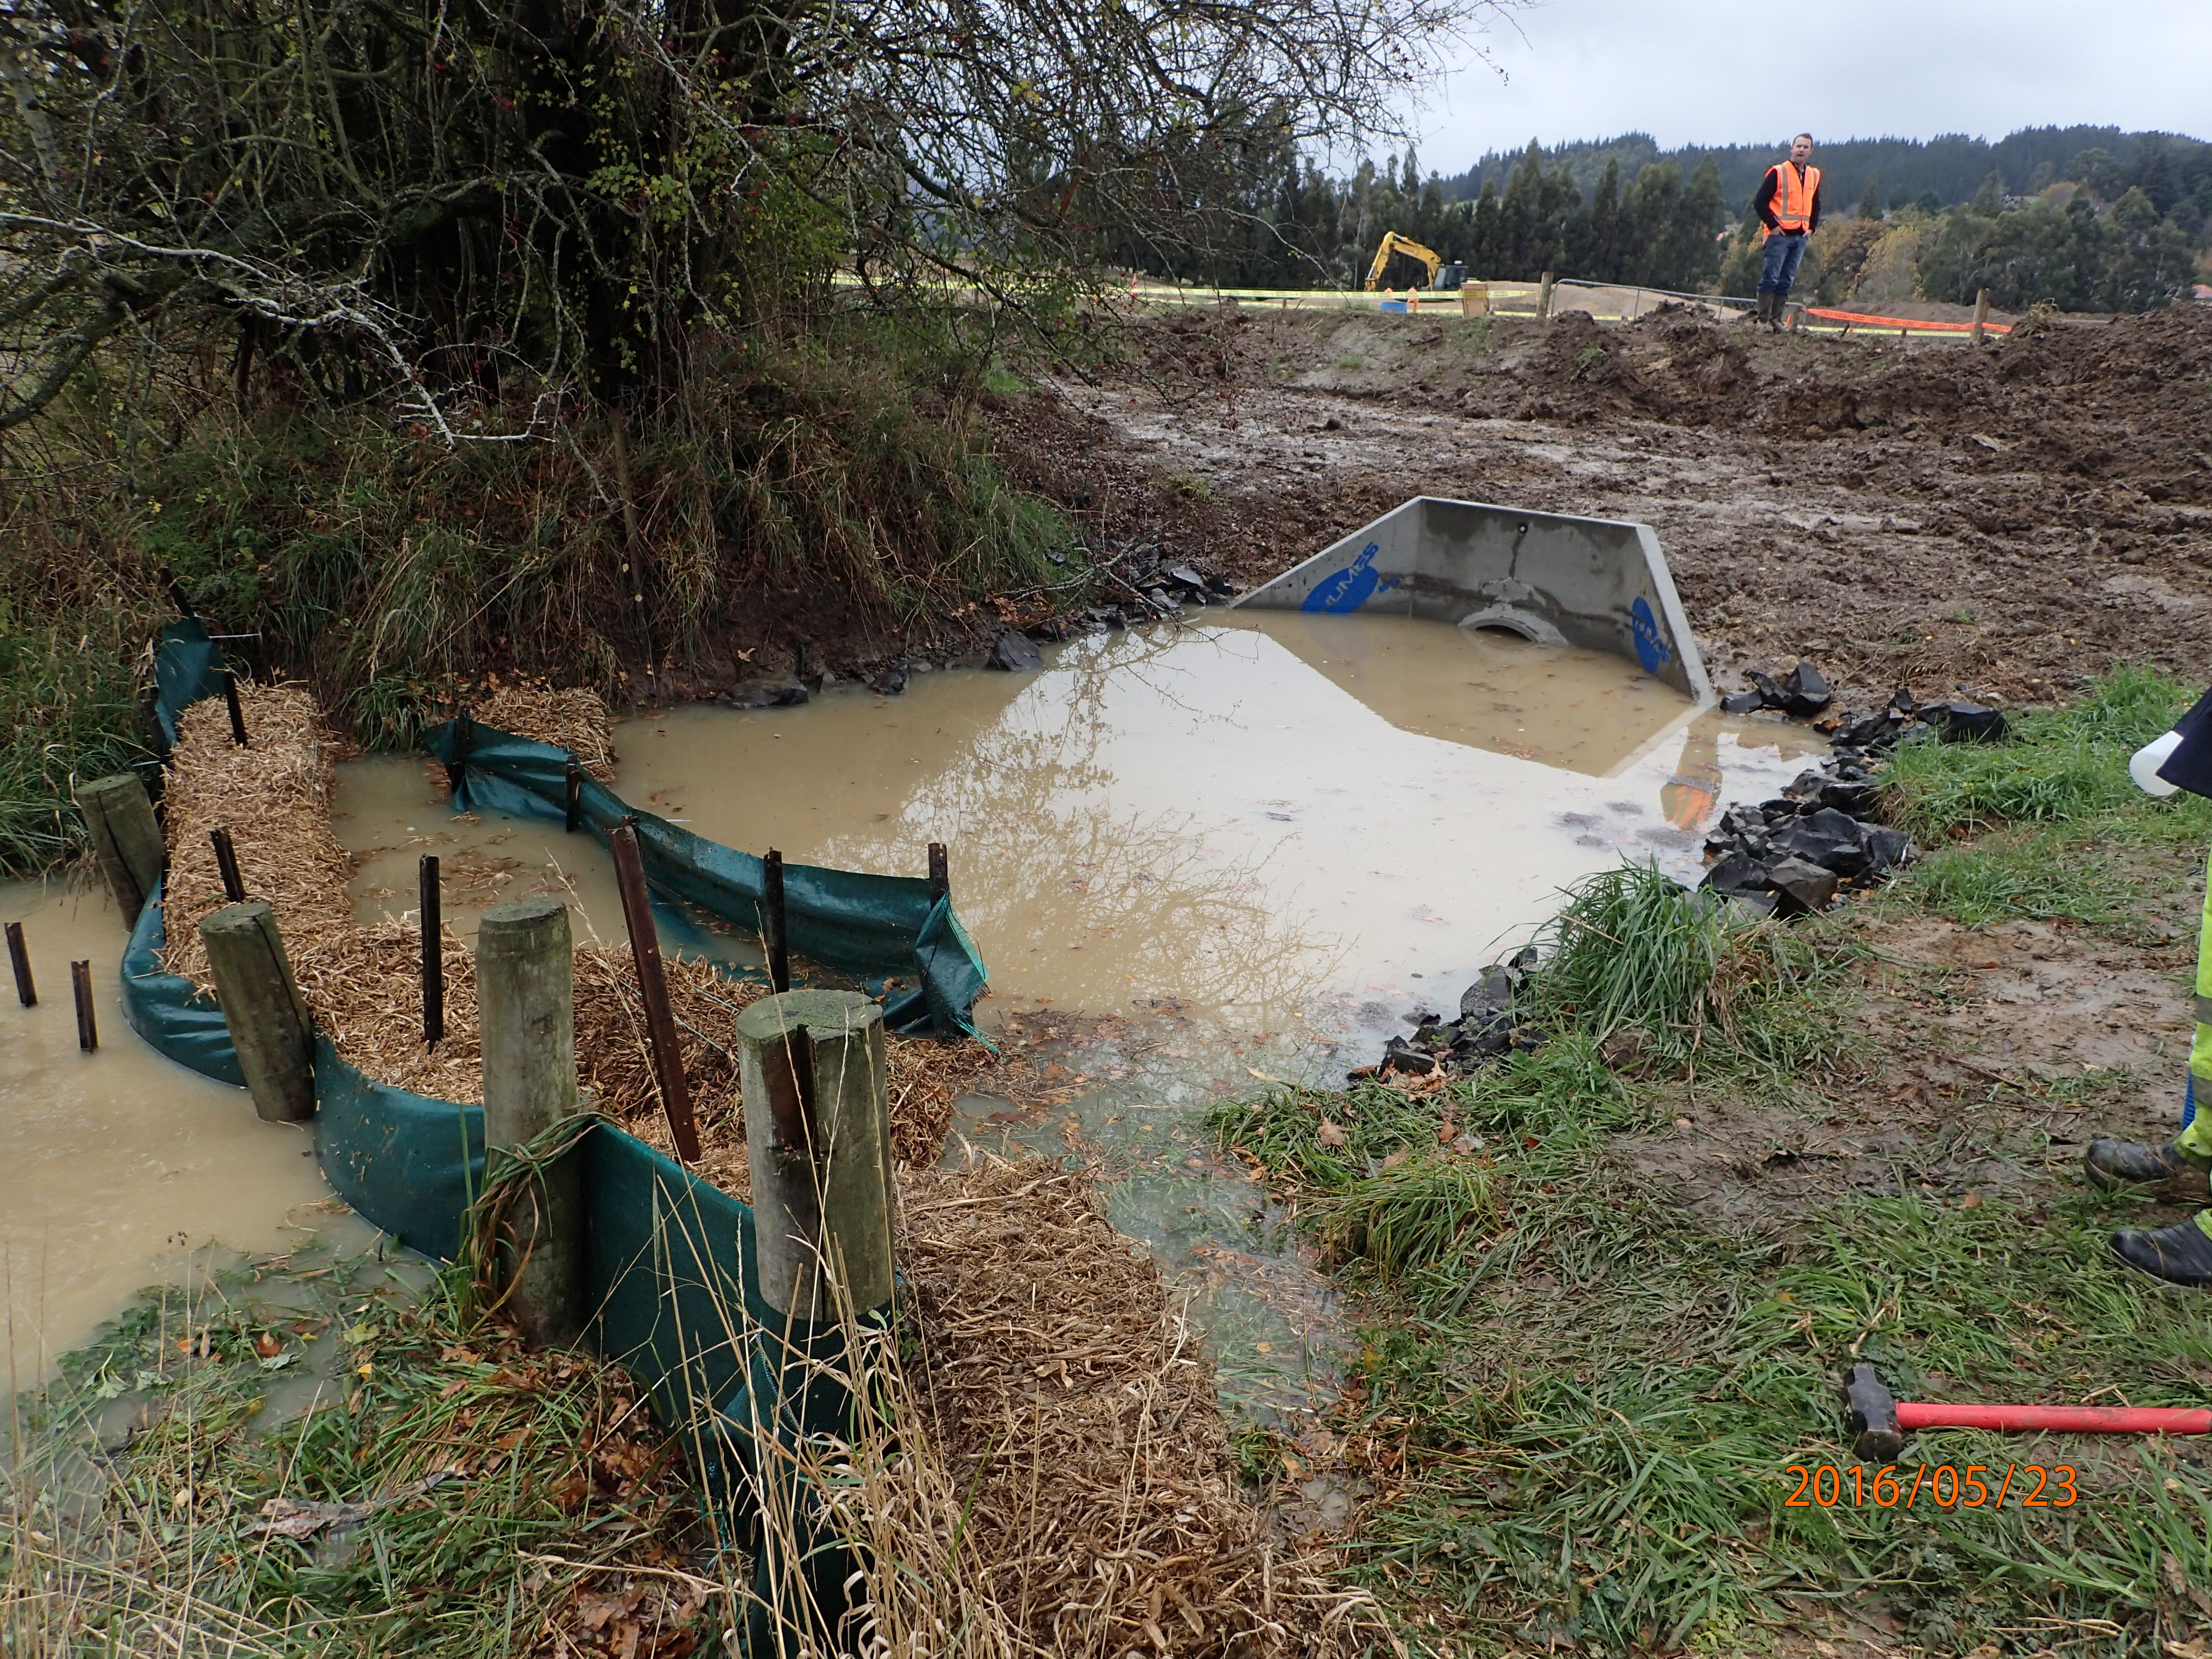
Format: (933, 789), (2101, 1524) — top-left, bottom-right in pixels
(1972, 287), (1991, 345)
(72, 771), (165, 924)
(477, 896), (585, 1347)
(1537, 271), (1556, 321)
(737, 989), (894, 1324)
(199, 901), (315, 1123)
(6, 922), (33, 1007)
(70, 959), (96, 1051)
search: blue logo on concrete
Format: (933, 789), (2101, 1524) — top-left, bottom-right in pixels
(1630, 596), (1671, 673)
(1301, 541), (1390, 613)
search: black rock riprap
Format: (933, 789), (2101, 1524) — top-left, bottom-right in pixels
(1354, 947), (1546, 1080)
(1699, 677), (2006, 917)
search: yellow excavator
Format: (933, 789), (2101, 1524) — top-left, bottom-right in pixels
(1364, 231), (1444, 290)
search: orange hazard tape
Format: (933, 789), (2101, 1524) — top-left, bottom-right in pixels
(1803, 306), (2009, 336)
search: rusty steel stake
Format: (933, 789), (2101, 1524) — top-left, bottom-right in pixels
(610, 819), (701, 1162)
(70, 959), (97, 1051)
(6, 922), (34, 1007)
(420, 853), (445, 1046)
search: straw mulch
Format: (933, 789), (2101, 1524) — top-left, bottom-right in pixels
(471, 683), (617, 780)
(873, 1155), (1382, 1658)
(158, 685), (358, 990)
(157, 679), (1030, 1178)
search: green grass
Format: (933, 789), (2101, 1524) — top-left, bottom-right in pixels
(0, 615), (154, 877)
(1901, 827), (2146, 931)
(3, 1243), (719, 1657)
(1883, 667), (2212, 935)
(1203, 761), (2212, 1650)
(1529, 862), (1860, 1080)
(1885, 666), (2211, 841)
(1219, 1073), (2212, 1654)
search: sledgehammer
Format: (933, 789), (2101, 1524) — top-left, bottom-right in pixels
(1846, 1363), (2212, 1462)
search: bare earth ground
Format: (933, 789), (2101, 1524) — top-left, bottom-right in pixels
(990, 308), (2212, 1643)
(995, 302), (2212, 714)
(989, 305), (2212, 1189)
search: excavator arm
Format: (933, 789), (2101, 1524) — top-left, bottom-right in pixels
(1364, 231), (1443, 290)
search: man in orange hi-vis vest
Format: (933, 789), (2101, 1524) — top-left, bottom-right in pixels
(1751, 133), (1823, 328)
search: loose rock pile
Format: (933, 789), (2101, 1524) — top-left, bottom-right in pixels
(1355, 947), (1545, 1081)
(1700, 675), (2007, 917)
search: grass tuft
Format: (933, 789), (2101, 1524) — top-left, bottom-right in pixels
(3, 1244), (716, 1658)
(1885, 666), (2210, 840)
(1530, 861), (1856, 1079)
(0, 618), (154, 877)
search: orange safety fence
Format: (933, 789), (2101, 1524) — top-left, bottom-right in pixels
(1803, 306), (2009, 336)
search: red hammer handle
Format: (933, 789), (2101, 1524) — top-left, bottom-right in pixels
(1898, 1401), (2212, 1435)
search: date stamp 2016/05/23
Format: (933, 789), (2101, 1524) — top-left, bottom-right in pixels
(1786, 1464), (2078, 1509)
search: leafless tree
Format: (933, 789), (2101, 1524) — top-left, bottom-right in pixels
(0, 0), (1514, 433)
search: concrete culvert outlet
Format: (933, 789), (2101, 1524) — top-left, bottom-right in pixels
(1232, 494), (1712, 705)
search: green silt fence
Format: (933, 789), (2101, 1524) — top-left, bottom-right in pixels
(117, 619), (972, 1513)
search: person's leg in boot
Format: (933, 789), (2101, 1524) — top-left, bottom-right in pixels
(2111, 852), (2212, 1283)
(1770, 232), (1808, 329)
(1755, 235), (1791, 328)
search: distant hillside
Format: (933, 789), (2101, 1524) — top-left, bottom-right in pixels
(1442, 126), (2210, 216)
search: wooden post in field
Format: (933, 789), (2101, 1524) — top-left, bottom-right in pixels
(737, 989), (894, 1323)
(70, 960), (96, 1051)
(199, 901), (315, 1122)
(927, 842), (949, 908)
(72, 771), (164, 925)
(1537, 271), (1556, 321)
(6, 923), (33, 1007)
(477, 896), (585, 1347)
(736, 990), (892, 1659)
(1972, 288), (1991, 344)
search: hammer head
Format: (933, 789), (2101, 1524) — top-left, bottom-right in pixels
(1846, 1363), (1903, 1463)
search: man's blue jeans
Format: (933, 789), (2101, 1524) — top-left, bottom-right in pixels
(1758, 231), (1809, 297)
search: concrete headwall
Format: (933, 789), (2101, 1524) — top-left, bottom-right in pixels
(1231, 497), (1711, 704)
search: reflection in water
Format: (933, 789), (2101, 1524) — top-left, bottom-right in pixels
(332, 756), (630, 947)
(1222, 610), (1692, 774)
(0, 882), (370, 1382)
(320, 612), (1827, 1425)
(608, 615), (1815, 1040)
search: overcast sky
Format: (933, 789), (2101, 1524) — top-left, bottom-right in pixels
(1409, 0), (2212, 176)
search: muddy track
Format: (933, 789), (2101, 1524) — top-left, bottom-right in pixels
(993, 303), (2212, 711)
(986, 304), (2212, 1240)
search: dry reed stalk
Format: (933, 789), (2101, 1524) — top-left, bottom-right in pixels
(471, 684), (617, 780)
(879, 1155), (1382, 1659)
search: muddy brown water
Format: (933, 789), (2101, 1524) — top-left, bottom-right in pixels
(0, 883), (373, 1382)
(11, 613), (1821, 1410)
(334, 612), (1820, 1422)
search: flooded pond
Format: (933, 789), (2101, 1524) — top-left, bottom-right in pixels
(336, 612), (1818, 1423)
(0, 882), (370, 1379)
(11, 611), (1821, 1409)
